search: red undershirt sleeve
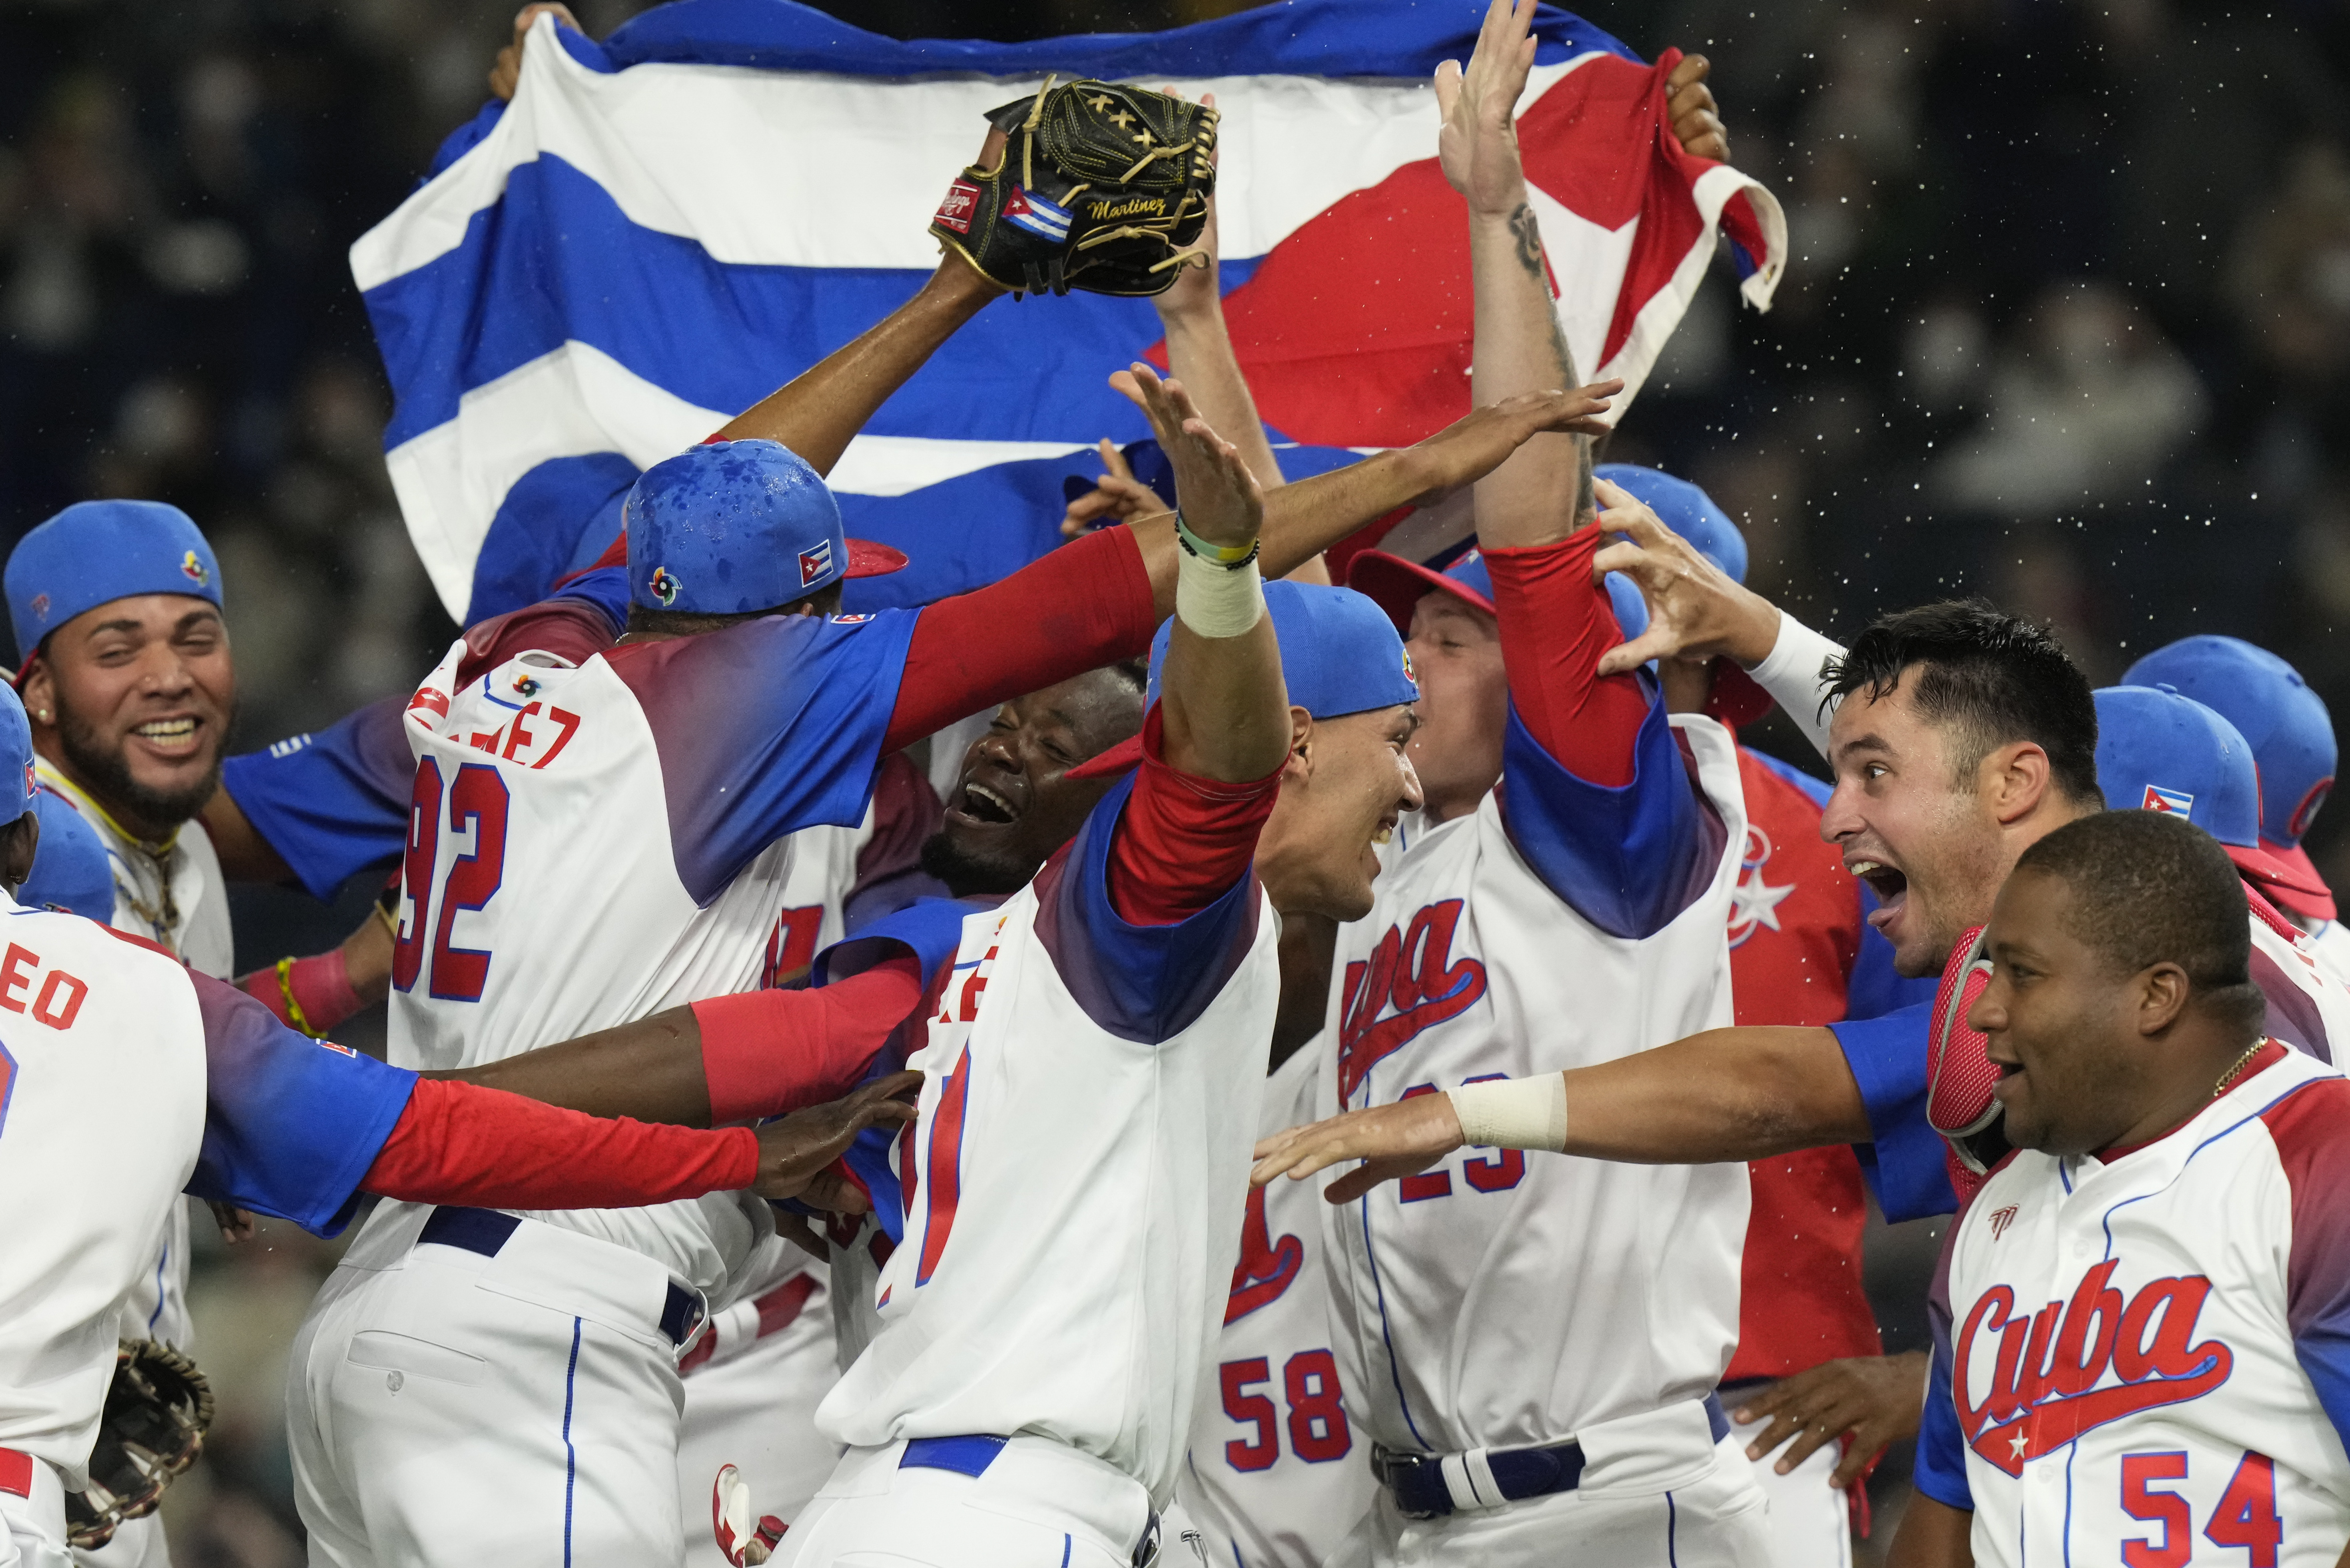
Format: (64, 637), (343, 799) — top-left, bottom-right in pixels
(1481, 529), (1652, 787)
(1107, 706), (1284, 926)
(884, 527), (1158, 754)
(690, 954), (926, 1125)
(361, 1078), (758, 1208)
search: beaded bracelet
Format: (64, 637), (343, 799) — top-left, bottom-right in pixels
(1174, 511), (1260, 571)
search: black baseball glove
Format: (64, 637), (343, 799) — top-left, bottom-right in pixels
(932, 77), (1217, 299)
(65, 1340), (214, 1550)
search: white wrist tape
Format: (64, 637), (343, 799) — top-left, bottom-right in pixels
(1175, 548), (1267, 639)
(1446, 1074), (1568, 1153)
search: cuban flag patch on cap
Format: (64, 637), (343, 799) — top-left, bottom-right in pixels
(1002, 186), (1072, 243)
(798, 539), (836, 587)
(2143, 784), (2195, 815)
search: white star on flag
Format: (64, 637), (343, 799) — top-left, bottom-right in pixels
(1730, 864), (1797, 934)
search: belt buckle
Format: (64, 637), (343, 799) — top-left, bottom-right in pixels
(1370, 1446), (1445, 1521)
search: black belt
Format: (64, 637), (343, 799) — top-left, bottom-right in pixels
(900, 1435), (1161, 1566)
(417, 1206), (706, 1346)
(1374, 1395), (1730, 1519)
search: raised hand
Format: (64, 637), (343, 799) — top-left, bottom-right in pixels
(1588, 477), (1780, 674)
(1109, 363), (1263, 553)
(1251, 1093), (1467, 1205)
(1398, 380), (1621, 506)
(1436, 0), (1541, 219)
(748, 1071), (922, 1201)
(1061, 438), (1173, 539)
(1665, 54), (1730, 162)
(489, 4), (581, 101)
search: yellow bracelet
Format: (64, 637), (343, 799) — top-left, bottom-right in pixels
(275, 956), (324, 1039)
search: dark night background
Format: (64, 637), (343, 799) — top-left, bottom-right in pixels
(3, 0), (2336, 1559)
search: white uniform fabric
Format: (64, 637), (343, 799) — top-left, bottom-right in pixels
(2299, 916), (2350, 987)
(1179, 1044), (1374, 1568)
(34, 764), (231, 1568)
(1935, 1044), (2350, 1566)
(817, 880), (1281, 1501)
(1317, 713), (1760, 1564)
(292, 606), (917, 1568)
(1744, 1443), (1848, 1568)
(2248, 899), (2350, 1065)
(674, 1257), (840, 1568)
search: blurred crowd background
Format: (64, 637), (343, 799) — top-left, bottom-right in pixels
(4, 0), (2340, 1561)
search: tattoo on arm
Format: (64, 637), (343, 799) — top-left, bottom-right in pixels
(1505, 202), (1578, 387)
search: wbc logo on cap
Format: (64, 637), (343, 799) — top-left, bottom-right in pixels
(798, 539), (835, 588)
(21, 762), (32, 801)
(2142, 784), (2195, 816)
(28, 593), (49, 624)
(1400, 647), (1417, 686)
(181, 551), (209, 587)
(648, 567), (682, 607)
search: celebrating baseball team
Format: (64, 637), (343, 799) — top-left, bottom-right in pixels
(8, 2), (2350, 1566)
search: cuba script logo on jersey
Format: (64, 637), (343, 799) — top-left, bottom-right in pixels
(1955, 1261), (2232, 1476)
(1337, 899), (1488, 1100)
(1726, 824), (1796, 949)
(1225, 1183), (1304, 1325)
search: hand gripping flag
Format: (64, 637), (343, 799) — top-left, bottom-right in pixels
(353, 0), (1784, 625)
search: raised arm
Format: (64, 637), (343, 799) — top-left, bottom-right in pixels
(1447, 0), (1591, 544)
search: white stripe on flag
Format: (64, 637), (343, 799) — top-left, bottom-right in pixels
(354, 17), (1603, 288)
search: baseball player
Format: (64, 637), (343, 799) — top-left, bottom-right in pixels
(1892, 808), (2350, 1567)
(1254, 597), (2350, 1236)
(2121, 635), (2350, 979)
(770, 369), (1427, 1568)
(1256, 5), (1755, 1561)
(0, 662), (919, 1568)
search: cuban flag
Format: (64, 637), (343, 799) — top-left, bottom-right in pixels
(354, 0), (1784, 626)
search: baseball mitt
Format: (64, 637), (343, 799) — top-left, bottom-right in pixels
(65, 1340), (215, 1550)
(932, 77), (1216, 299)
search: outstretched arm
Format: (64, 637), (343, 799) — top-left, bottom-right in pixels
(426, 952), (929, 1127)
(1251, 1023), (1867, 1203)
(1447, 0), (1592, 544)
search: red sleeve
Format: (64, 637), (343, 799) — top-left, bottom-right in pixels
(453, 597), (625, 690)
(692, 954), (926, 1124)
(883, 527), (1157, 754)
(361, 1078), (758, 1207)
(235, 949), (363, 1035)
(1481, 529), (1652, 788)
(1107, 706), (1284, 926)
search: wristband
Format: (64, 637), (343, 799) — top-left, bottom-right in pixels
(275, 957), (322, 1038)
(1175, 549), (1266, 639)
(1174, 511), (1259, 569)
(1446, 1074), (1568, 1152)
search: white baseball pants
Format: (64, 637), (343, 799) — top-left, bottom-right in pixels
(1745, 1440), (1851, 1568)
(288, 1209), (703, 1568)
(773, 1436), (1156, 1568)
(1333, 1434), (1772, 1568)
(674, 1262), (842, 1568)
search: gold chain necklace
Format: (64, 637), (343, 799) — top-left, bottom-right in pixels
(2213, 1039), (2265, 1099)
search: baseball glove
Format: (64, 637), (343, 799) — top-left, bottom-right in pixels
(931, 77), (1216, 299)
(64, 1340), (214, 1550)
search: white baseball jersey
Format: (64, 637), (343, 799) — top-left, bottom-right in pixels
(1923, 1041), (2350, 1566)
(2252, 895), (2350, 1059)
(2306, 919), (2350, 987)
(34, 760), (232, 1365)
(1318, 708), (1750, 1463)
(0, 897), (415, 1490)
(817, 774), (1281, 1506)
(377, 604), (919, 1301)
(1179, 1043), (1374, 1568)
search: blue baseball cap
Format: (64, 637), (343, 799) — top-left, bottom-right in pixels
(2093, 684), (2325, 901)
(2122, 635), (2337, 920)
(0, 682), (33, 828)
(623, 440), (906, 615)
(1067, 581), (1419, 779)
(20, 788), (111, 919)
(6, 501), (223, 666)
(1348, 466), (1747, 643)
